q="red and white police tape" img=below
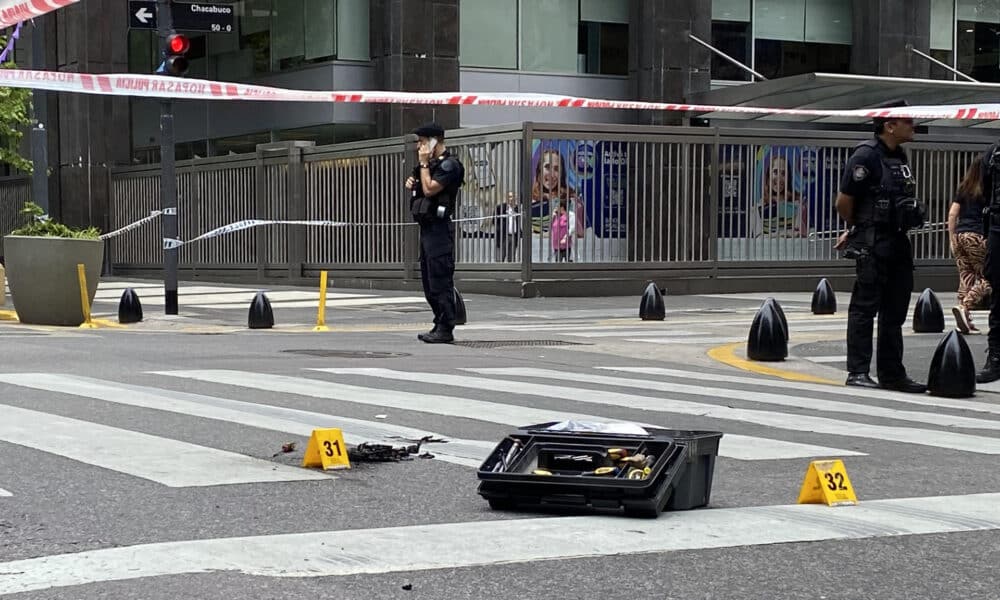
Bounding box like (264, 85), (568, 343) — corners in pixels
(0, 0), (78, 27)
(1, 67), (999, 120)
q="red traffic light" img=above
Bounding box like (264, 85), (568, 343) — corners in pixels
(167, 34), (190, 55)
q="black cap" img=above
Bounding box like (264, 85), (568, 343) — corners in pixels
(413, 122), (445, 138)
(872, 99), (909, 132)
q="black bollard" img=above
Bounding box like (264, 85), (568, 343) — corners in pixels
(248, 291), (274, 330)
(811, 278), (837, 315)
(927, 330), (976, 398)
(747, 302), (788, 361)
(913, 288), (945, 333)
(639, 282), (666, 321)
(762, 297), (788, 341)
(118, 288), (143, 324)
(454, 288), (467, 326)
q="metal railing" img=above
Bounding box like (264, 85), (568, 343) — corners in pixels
(0, 176), (31, 258)
(9, 122), (987, 283)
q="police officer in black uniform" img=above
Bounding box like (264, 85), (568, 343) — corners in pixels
(405, 123), (465, 344)
(835, 101), (927, 392)
(975, 142), (1000, 382)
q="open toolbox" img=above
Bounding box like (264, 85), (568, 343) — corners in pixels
(477, 422), (722, 518)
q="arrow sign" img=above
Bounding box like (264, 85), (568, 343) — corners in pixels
(134, 6), (153, 24)
(128, 1), (234, 33)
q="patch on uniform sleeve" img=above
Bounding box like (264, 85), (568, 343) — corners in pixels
(852, 165), (869, 182)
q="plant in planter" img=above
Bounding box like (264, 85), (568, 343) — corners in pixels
(4, 202), (104, 326)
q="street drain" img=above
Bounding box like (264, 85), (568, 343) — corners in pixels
(281, 349), (412, 358)
(453, 340), (587, 349)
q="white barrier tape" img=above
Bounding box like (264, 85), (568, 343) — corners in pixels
(0, 68), (998, 120)
(0, 0), (78, 27)
(99, 211), (162, 240)
(160, 214), (519, 248)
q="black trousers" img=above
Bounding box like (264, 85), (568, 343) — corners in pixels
(419, 220), (456, 332)
(986, 229), (1000, 352)
(846, 234), (913, 381)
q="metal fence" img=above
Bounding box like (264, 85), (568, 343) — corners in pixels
(10, 122), (989, 283)
(0, 176), (31, 258)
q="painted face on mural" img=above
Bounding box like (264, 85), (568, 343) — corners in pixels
(542, 151), (562, 192)
(769, 156), (788, 197)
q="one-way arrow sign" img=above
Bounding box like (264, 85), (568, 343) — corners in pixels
(129, 1), (235, 33)
(134, 6), (153, 24)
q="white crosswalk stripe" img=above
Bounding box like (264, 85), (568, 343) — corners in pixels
(467, 368), (1000, 431)
(0, 403), (328, 487)
(313, 368), (1000, 454)
(1, 490), (998, 596)
(601, 367), (1000, 416)
(0, 373), (490, 469)
(152, 369), (862, 461)
(0, 488), (11, 498)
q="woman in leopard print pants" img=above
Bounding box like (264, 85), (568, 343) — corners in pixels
(949, 159), (991, 334)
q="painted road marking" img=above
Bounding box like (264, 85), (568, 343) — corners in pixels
(156, 370), (861, 461)
(601, 367), (1000, 416)
(0, 492), (996, 595)
(806, 355), (849, 363)
(0, 488), (11, 497)
(708, 342), (842, 384)
(469, 368), (1000, 432)
(0, 374), (489, 469)
(0, 405), (327, 487)
(319, 368), (1000, 455)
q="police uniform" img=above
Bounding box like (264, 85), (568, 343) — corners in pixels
(976, 142), (1000, 381)
(840, 136), (924, 390)
(410, 123), (465, 344)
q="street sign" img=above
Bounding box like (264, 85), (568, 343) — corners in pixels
(129, 1), (235, 33)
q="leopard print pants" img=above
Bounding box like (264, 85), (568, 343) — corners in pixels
(954, 231), (991, 310)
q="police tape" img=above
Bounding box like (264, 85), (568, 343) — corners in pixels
(0, 0), (77, 28)
(0, 67), (998, 120)
(159, 213), (521, 249)
(99, 211), (163, 241)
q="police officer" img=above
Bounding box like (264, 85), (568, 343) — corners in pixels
(834, 100), (927, 392)
(405, 123), (465, 344)
(975, 142), (1000, 382)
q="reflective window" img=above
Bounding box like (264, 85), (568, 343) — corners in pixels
(460, 0), (518, 68)
(521, 0), (579, 72)
(711, 0), (752, 82)
(750, 0), (852, 78)
(956, 0), (1000, 81)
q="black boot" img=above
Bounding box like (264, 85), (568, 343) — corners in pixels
(976, 350), (1000, 383)
(845, 372), (879, 388)
(417, 324), (439, 342)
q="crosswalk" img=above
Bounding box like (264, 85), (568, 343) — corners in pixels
(1, 364), (998, 485)
(0, 363), (999, 594)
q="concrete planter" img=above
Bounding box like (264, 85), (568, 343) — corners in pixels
(3, 236), (104, 326)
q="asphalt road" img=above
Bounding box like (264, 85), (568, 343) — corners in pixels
(0, 280), (997, 599)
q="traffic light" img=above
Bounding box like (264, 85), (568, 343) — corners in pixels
(158, 32), (190, 76)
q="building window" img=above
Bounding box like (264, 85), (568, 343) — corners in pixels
(751, 0), (852, 79)
(956, 0), (1000, 82)
(711, 20), (752, 81)
(460, 0), (628, 75)
(578, 22), (628, 75)
(521, 0), (579, 72)
(460, 0), (518, 69)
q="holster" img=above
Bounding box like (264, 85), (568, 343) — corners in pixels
(841, 226), (875, 260)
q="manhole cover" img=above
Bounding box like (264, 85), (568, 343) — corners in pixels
(282, 349), (412, 358)
(453, 340), (587, 349)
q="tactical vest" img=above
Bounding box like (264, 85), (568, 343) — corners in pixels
(410, 153), (466, 223)
(852, 139), (919, 232)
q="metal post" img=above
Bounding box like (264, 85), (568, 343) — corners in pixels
(30, 20), (49, 214)
(158, 0), (179, 314)
(688, 34), (768, 81)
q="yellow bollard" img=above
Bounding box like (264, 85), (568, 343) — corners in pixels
(77, 263), (97, 329)
(313, 270), (330, 332)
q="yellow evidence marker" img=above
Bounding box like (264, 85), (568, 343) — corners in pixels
(301, 428), (351, 470)
(797, 459), (857, 506)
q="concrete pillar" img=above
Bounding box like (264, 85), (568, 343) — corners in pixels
(370, 0), (460, 137)
(628, 0), (712, 126)
(851, 0), (931, 78)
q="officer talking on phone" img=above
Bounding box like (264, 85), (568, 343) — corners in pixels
(405, 123), (465, 344)
(834, 100), (927, 393)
